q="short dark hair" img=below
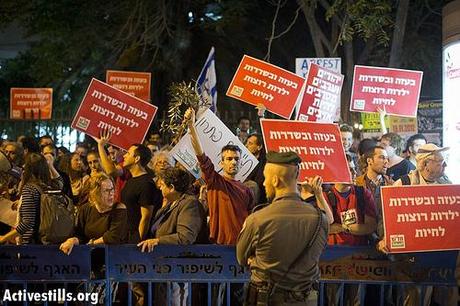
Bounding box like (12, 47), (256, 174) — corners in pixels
(358, 138), (378, 156)
(57, 146), (70, 155)
(405, 133), (427, 153)
(238, 116), (250, 124)
(246, 133), (263, 147)
(158, 167), (191, 193)
(340, 124), (353, 133)
(363, 145), (385, 164)
(20, 136), (40, 154)
(133, 144), (152, 168)
(221, 144), (242, 156)
(76, 142), (88, 150)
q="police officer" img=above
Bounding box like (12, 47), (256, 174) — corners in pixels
(236, 151), (329, 306)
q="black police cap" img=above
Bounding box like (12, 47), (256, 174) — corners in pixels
(266, 151), (302, 165)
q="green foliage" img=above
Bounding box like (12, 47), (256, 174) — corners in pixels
(326, 0), (392, 46)
(160, 82), (210, 144)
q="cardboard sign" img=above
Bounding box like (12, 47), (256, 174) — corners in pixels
(226, 55), (304, 119)
(71, 78), (157, 150)
(296, 63), (343, 123)
(381, 184), (460, 253)
(295, 57), (341, 78)
(170, 109), (259, 182)
(260, 119), (351, 183)
(350, 65), (423, 117)
(10, 88), (53, 119)
(106, 70), (151, 102)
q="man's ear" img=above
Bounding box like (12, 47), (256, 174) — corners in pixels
(272, 175), (279, 187)
(134, 155), (141, 164)
(367, 157), (372, 166)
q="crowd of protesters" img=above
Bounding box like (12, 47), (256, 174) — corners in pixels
(0, 106), (455, 306)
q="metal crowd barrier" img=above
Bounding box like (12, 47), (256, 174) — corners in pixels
(0, 245), (457, 305)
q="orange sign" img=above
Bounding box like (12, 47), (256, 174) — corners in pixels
(106, 70), (151, 102)
(226, 55), (305, 119)
(10, 88), (53, 120)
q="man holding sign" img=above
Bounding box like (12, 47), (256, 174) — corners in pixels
(377, 144), (455, 306)
(184, 108), (254, 245)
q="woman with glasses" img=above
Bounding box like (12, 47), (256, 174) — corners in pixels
(59, 173), (127, 254)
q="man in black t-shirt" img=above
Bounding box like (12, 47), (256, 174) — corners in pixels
(120, 144), (162, 243)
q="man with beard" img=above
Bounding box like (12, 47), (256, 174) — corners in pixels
(355, 146), (393, 199)
(237, 151), (328, 306)
(184, 108), (254, 245)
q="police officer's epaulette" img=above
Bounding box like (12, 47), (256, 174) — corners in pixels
(251, 203), (270, 214)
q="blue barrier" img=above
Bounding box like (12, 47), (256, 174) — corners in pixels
(0, 245), (457, 305)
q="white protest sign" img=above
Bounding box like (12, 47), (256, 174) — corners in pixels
(170, 109), (259, 182)
(295, 58), (341, 78)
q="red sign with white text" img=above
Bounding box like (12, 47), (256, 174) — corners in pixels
(381, 185), (460, 253)
(10, 88), (53, 120)
(106, 70), (151, 102)
(71, 78), (157, 150)
(226, 55), (305, 119)
(260, 119), (351, 183)
(350, 65), (423, 117)
(297, 63), (343, 122)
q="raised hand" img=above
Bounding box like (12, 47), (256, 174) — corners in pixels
(95, 128), (112, 147)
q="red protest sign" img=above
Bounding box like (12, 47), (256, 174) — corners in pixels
(296, 63), (343, 122)
(226, 55), (305, 119)
(71, 78), (157, 150)
(10, 88), (53, 120)
(381, 184), (460, 253)
(350, 65), (423, 117)
(260, 119), (351, 183)
(106, 70), (151, 102)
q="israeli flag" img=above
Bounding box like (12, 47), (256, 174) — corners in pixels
(196, 47), (217, 113)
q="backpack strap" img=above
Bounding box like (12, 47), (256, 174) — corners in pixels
(354, 186), (365, 214)
(326, 190), (337, 211)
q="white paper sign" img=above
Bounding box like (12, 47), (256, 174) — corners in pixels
(170, 109), (259, 182)
(295, 58), (342, 78)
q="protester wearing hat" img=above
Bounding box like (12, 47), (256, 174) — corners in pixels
(393, 143), (451, 186)
(236, 151), (328, 306)
(379, 143), (455, 306)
